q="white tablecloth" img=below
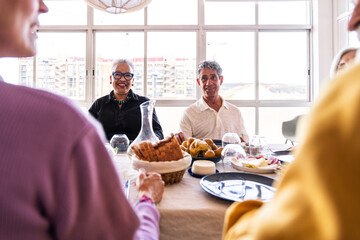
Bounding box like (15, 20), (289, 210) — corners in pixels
(112, 144), (291, 240)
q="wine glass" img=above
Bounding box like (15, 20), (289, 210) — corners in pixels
(222, 133), (241, 148)
(221, 144), (247, 170)
(249, 135), (268, 158)
(110, 134), (130, 154)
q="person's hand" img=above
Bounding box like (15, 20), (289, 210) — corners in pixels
(136, 168), (165, 204)
(174, 132), (186, 145)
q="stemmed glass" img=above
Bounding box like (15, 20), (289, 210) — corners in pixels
(222, 133), (241, 148)
(110, 134), (138, 199)
(221, 144), (247, 171)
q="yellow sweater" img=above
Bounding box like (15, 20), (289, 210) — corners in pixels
(223, 63), (360, 240)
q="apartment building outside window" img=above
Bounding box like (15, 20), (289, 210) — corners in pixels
(0, 0), (315, 143)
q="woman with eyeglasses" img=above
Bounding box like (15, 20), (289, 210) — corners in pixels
(89, 59), (164, 141)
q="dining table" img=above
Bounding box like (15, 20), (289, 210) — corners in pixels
(111, 144), (293, 240)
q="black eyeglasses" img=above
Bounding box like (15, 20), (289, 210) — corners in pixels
(112, 71), (134, 81)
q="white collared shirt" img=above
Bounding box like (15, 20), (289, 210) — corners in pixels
(179, 97), (249, 142)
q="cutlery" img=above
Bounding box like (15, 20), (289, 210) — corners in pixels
(124, 180), (130, 199)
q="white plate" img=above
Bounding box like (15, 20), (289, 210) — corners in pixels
(276, 155), (295, 163)
(230, 159), (280, 173)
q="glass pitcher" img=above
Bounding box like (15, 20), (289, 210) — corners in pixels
(127, 99), (159, 158)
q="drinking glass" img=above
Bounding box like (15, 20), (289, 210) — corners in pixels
(222, 133), (241, 148)
(221, 144), (247, 169)
(249, 135), (268, 158)
(110, 134), (130, 154)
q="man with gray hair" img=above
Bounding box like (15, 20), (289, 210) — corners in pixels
(179, 60), (248, 142)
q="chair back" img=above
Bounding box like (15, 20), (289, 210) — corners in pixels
(282, 115), (304, 145)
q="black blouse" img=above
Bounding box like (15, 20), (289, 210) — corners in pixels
(89, 89), (164, 141)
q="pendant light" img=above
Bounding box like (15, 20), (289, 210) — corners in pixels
(85, 0), (152, 14)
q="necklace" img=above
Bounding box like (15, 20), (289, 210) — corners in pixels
(113, 95), (130, 105)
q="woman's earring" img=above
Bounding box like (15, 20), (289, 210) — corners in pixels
(132, 83), (134, 86)
(110, 81), (112, 84)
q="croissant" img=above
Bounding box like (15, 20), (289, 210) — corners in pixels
(189, 139), (210, 157)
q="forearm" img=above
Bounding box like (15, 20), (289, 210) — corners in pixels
(133, 203), (161, 240)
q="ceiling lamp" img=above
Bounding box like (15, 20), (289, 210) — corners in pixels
(85, 0), (152, 14)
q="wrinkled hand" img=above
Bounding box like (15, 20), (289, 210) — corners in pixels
(136, 168), (165, 204)
(174, 132), (186, 145)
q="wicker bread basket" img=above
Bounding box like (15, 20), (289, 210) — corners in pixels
(160, 169), (187, 184)
(132, 151), (191, 185)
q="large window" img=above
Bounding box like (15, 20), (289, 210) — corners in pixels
(147, 32), (196, 99)
(36, 32), (86, 100)
(207, 32), (255, 100)
(258, 31), (308, 100)
(1, 0), (314, 143)
(95, 32), (145, 99)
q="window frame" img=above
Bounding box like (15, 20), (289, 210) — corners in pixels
(35, 0), (313, 136)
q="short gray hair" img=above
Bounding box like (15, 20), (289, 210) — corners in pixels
(197, 60), (223, 77)
(111, 58), (134, 73)
(329, 47), (357, 78)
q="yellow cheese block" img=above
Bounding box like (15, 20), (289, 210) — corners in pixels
(241, 157), (268, 168)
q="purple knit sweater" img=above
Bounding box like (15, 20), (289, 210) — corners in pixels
(0, 77), (160, 240)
